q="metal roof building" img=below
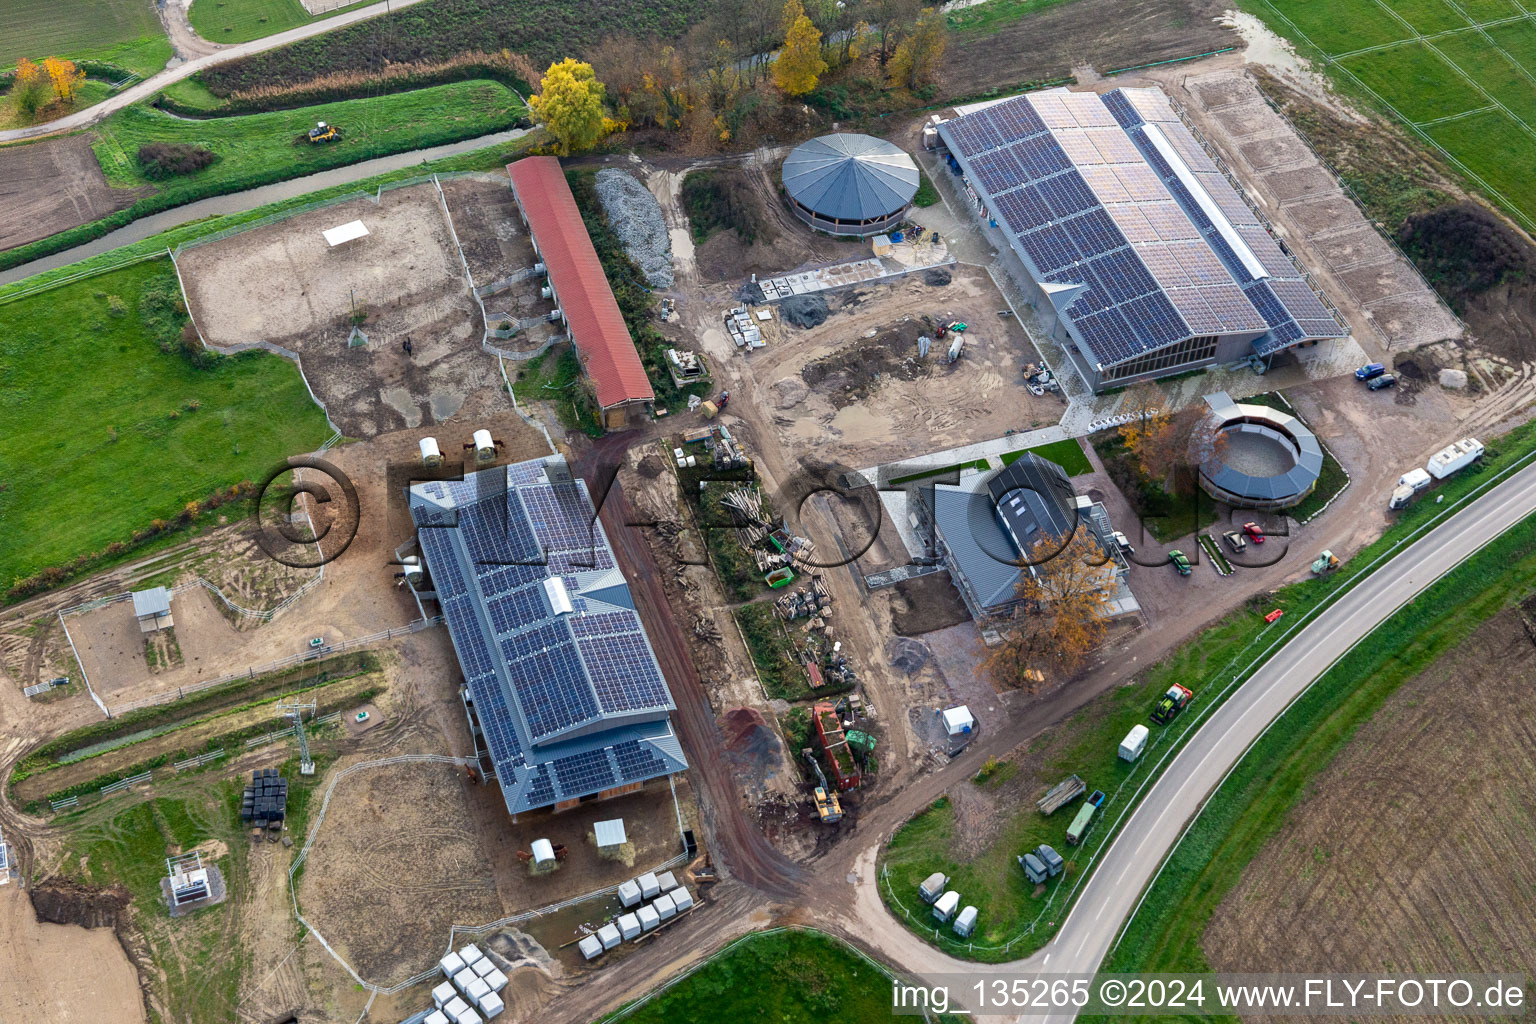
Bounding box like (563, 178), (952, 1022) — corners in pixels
(409, 456), (686, 815)
(782, 134), (920, 237)
(938, 87), (1347, 392)
(131, 586), (173, 633)
(1198, 391), (1323, 510)
(913, 453), (1138, 619)
(507, 157), (654, 427)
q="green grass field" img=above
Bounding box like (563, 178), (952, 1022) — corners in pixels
(999, 437), (1092, 476)
(1243, 0), (1536, 227)
(3, 0), (172, 76)
(187, 0), (374, 45)
(606, 929), (930, 1024)
(0, 260), (330, 587)
(91, 79), (522, 194)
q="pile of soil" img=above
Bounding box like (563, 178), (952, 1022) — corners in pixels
(923, 268), (952, 287)
(891, 572), (970, 636)
(1397, 202), (1529, 314)
(30, 878), (132, 931)
(801, 320), (931, 407)
(779, 294), (831, 329)
(724, 707), (780, 758)
(637, 453), (667, 479)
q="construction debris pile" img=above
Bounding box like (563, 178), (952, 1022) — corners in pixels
(774, 576), (831, 622)
(724, 307), (765, 349)
(677, 425), (751, 471)
(593, 168), (673, 287)
(719, 487), (814, 575)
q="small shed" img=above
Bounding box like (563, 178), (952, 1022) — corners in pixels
(478, 991), (506, 1018)
(593, 819), (627, 851)
(953, 905), (978, 938)
(637, 905), (661, 931)
(453, 969), (478, 994)
(578, 935), (604, 960)
(617, 879), (642, 908)
(941, 705), (975, 737)
(617, 912), (642, 940)
(464, 977), (491, 1003)
(455, 1007), (483, 1024)
(597, 923), (622, 950)
(1119, 724), (1149, 762)
(444, 997), (470, 1019)
(530, 838), (556, 868)
(653, 893), (678, 920)
(132, 586), (174, 633)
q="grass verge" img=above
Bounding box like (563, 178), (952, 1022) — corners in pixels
(999, 437), (1092, 476)
(188, 0), (374, 45)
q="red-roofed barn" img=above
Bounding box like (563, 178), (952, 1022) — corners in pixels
(506, 156), (654, 428)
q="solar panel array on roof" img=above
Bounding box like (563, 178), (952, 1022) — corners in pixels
(939, 86), (1345, 372)
(410, 459), (687, 814)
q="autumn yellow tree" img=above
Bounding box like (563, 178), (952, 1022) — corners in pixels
(986, 530), (1115, 691)
(528, 58), (610, 155)
(1117, 381), (1225, 491)
(43, 56), (85, 103)
(773, 0), (828, 98)
(10, 59), (52, 119)
(888, 7), (947, 90)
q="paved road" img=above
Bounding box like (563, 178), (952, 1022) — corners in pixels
(0, 0), (429, 143)
(1011, 458), (1536, 1012)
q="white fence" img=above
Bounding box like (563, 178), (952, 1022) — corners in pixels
(49, 796), (79, 813)
(99, 770), (153, 796)
(246, 726), (297, 749)
(172, 748), (226, 772)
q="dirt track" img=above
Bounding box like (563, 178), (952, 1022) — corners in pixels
(0, 135), (140, 253)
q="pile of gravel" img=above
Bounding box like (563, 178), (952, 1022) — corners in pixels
(594, 168), (673, 289)
(779, 294), (831, 329)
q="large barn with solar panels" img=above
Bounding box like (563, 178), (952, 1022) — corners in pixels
(937, 86), (1347, 392)
(409, 457), (686, 815)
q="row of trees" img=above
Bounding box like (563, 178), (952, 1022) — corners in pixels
(9, 56), (85, 119)
(526, 0), (950, 153)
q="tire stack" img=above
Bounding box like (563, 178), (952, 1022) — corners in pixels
(240, 768), (288, 828)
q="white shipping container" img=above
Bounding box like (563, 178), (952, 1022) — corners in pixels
(455, 1008), (483, 1024)
(453, 968), (478, 994)
(478, 992), (506, 1019)
(637, 905), (661, 931)
(482, 968), (508, 992)
(638, 872), (661, 899)
(426, 1012), (451, 1024)
(618, 880), (643, 908)
(458, 943), (484, 967)
(656, 870), (678, 893)
(671, 885), (694, 912)
(444, 997), (470, 1019)
(578, 935), (604, 960)
(465, 977), (490, 1003)
(932, 890), (960, 921)
(654, 894), (678, 920)
(1119, 724), (1149, 762)
(433, 981), (457, 1008)
(472, 956), (496, 979)
(597, 923), (622, 950)
(617, 913), (642, 940)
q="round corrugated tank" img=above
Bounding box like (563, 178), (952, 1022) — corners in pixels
(781, 133), (919, 237)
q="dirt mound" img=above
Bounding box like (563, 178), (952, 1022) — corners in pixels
(637, 452), (667, 479)
(886, 636), (932, 674)
(801, 320), (930, 407)
(30, 878), (133, 931)
(891, 572), (970, 636)
(724, 707), (779, 755)
(1398, 202), (1528, 313)
(779, 294), (831, 329)
(772, 377), (809, 409)
(923, 268), (952, 287)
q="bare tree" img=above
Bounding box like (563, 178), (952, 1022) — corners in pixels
(863, 0), (922, 66)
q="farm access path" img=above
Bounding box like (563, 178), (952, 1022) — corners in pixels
(0, 0), (434, 144)
(0, 127), (530, 289)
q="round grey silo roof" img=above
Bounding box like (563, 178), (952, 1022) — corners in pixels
(781, 133), (920, 222)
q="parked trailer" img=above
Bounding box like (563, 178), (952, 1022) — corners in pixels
(953, 905), (979, 938)
(1427, 437), (1484, 480)
(919, 871), (949, 904)
(932, 890), (960, 922)
(1066, 790), (1106, 845)
(1019, 852), (1048, 884)
(1037, 773), (1086, 815)
(1118, 724), (1149, 762)
(1390, 468), (1433, 510)
(1034, 844), (1064, 877)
